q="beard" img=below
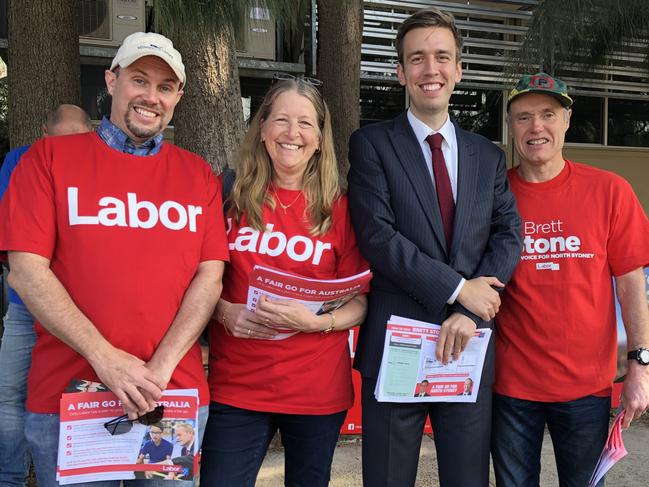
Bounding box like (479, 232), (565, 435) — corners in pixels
(124, 100), (165, 141)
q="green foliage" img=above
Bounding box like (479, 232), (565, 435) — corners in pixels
(0, 78), (9, 158)
(281, 0), (310, 64)
(154, 0), (300, 37)
(509, 0), (649, 77)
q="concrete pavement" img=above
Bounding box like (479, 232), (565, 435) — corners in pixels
(256, 422), (649, 486)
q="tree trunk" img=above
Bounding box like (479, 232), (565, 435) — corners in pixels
(173, 25), (244, 175)
(317, 0), (362, 181)
(8, 0), (80, 147)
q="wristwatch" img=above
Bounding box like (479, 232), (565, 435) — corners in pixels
(627, 347), (649, 366)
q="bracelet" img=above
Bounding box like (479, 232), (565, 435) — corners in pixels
(321, 312), (336, 334)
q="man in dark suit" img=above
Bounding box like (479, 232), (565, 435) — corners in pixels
(458, 377), (474, 396)
(414, 380), (430, 397)
(347, 7), (522, 487)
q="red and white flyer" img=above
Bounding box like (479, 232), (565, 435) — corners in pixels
(57, 389), (199, 485)
(246, 265), (372, 339)
(588, 410), (628, 487)
(375, 315), (491, 403)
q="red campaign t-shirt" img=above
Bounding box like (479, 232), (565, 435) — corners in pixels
(494, 161), (649, 402)
(208, 187), (369, 414)
(0, 133), (229, 413)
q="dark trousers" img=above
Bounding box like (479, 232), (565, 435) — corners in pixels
(200, 402), (346, 487)
(492, 393), (610, 487)
(361, 376), (492, 487)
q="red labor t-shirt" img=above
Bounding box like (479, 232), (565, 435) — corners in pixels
(208, 187), (368, 414)
(494, 161), (649, 402)
(0, 132), (229, 413)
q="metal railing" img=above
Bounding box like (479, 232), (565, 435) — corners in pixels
(361, 0), (649, 100)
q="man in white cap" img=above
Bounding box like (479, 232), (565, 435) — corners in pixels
(0, 32), (229, 486)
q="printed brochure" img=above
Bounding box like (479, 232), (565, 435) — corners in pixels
(246, 265), (372, 339)
(375, 315), (491, 403)
(588, 410), (628, 487)
(57, 388), (199, 485)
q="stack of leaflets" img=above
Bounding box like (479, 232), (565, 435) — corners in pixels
(375, 315), (491, 403)
(588, 410), (628, 487)
(57, 382), (199, 485)
(246, 265), (372, 339)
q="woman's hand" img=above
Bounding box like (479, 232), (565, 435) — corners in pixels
(254, 295), (329, 333)
(218, 301), (279, 340)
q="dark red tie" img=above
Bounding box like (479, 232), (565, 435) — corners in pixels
(426, 133), (455, 248)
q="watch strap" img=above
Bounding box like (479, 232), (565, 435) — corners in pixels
(627, 347), (649, 365)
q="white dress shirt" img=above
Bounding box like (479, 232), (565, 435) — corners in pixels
(407, 110), (458, 201)
(406, 109), (465, 304)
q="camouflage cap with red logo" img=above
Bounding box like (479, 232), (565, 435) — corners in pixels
(507, 72), (573, 109)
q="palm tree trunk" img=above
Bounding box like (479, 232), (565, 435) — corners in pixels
(8, 0), (80, 147)
(317, 0), (363, 181)
(173, 25), (244, 174)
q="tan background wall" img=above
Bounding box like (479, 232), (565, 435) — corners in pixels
(504, 144), (649, 215)
(562, 147), (648, 215)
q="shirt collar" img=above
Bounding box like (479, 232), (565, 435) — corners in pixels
(407, 109), (455, 146)
(97, 117), (165, 156)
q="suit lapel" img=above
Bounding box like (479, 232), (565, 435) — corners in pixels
(388, 112), (448, 253)
(451, 124), (478, 257)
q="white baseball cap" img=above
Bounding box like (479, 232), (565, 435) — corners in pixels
(110, 32), (186, 87)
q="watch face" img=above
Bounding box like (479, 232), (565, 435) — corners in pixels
(639, 349), (649, 365)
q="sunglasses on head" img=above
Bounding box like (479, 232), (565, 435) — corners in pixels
(273, 72), (323, 87)
(103, 405), (165, 436)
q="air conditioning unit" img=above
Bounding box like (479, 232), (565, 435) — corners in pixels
(79, 0), (145, 47)
(237, 7), (276, 61)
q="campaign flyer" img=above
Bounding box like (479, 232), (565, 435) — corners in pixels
(57, 389), (199, 484)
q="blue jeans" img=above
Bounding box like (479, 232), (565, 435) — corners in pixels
(24, 405), (208, 487)
(200, 402), (346, 487)
(0, 302), (36, 486)
(492, 393), (610, 487)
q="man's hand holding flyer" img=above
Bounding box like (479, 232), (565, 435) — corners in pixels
(375, 315), (491, 403)
(246, 265), (372, 339)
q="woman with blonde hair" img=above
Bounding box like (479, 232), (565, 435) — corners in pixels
(200, 76), (368, 487)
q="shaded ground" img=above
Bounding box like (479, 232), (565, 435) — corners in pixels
(25, 414), (649, 485)
(257, 417), (649, 486)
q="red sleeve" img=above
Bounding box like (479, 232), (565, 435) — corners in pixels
(199, 166), (230, 263)
(334, 196), (370, 287)
(0, 138), (56, 260)
(606, 175), (649, 276)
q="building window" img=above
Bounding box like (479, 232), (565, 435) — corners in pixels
(608, 98), (649, 148)
(240, 76), (274, 123)
(450, 89), (502, 142)
(566, 96), (603, 144)
(360, 81), (405, 126)
(81, 64), (110, 120)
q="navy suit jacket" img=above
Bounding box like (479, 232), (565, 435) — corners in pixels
(347, 111), (523, 379)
